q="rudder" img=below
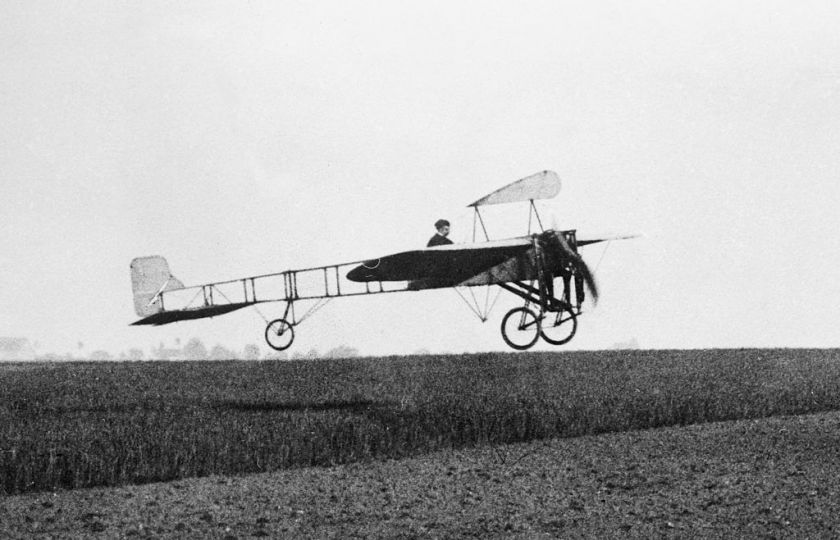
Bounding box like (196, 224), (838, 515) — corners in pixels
(130, 256), (185, 317)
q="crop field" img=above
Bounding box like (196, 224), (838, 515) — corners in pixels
(2, 348), (840, 496)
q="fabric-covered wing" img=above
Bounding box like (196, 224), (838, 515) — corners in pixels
(577, 234), (639, 247)
(346, 240), (532, 286)
(468, 170), (561, 207)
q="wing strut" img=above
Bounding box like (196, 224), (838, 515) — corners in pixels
(527, 200), (545, 234)
(472, 207), (490, 241)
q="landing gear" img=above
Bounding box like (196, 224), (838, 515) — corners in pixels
(539, 304), (577, 345)
(501, 306), (541, 350)
(497, 232), (585, 350)
(265, 318), (294, 351)
(500, 303), (578, 350)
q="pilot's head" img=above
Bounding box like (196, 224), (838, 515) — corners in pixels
(434, 219), (450, 237)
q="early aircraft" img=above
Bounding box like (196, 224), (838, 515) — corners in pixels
(130, 171), (633, 351)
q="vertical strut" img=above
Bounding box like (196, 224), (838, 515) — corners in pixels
(528, 201), (533, 234)
(474, 208), (490, 240)
(531, 200), (544, 232)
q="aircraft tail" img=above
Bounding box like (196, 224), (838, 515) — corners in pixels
(130, 256), (185, 317)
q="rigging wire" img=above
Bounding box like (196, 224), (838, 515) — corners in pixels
(250, 303), (271, 324)
(452, 284), (504, 323)
(486, 285), (504, 317)
(183, 287), (203, 309)
(297, 297), (332, 324)
(453, 287), (485, 321)
(212, 286), (271, 324)
(594, 240), (613, 274)
(467, 286), (483, 319)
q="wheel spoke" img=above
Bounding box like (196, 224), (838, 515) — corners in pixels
(501, 307), (540, 350)
(540, 305), (577, 346)
(265, 318), (295, 351)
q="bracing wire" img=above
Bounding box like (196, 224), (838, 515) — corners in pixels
(183, 287), (204, 309)
(298, 297), (332, 325)
(467, 286), (483, 318)
(594, 240), (613, 274)
(250, 304), (271, 324)
(212, 286), (271, 324)
(453, 287), (485, 321)
(209, 286), (233, 308)
(453, 284), (504, 322)
(486, 285), (504, 316)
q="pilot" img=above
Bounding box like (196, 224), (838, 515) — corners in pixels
(427, 219), (453, 247)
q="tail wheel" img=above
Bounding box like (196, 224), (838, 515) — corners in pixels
(265, 318), (295, 351)
(501, 306), (541, 350)
(540, 304), (577, 345)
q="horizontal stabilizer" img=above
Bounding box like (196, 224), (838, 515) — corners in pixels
(468, 170), (561, 207)
(131, 302), (254, 326)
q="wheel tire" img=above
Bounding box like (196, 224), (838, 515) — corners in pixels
(539, 304), (577, 345)
(501, 306), (541, 350)
(265, 318), (295, 351)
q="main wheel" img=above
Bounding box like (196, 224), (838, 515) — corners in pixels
(539, 304), (577, 345)
(265, 318), (295, 351)
(501, 306), (541, 350)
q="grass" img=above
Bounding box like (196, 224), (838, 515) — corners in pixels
(2, 348), (840, 495)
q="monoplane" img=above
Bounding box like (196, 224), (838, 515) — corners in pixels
(130, 171), (633, 350)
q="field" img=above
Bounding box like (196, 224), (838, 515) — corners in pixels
(3, 348), (840, 497)
(5, 410), (840, 537)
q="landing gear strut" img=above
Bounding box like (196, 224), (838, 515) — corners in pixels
(539, 304), (577, 345)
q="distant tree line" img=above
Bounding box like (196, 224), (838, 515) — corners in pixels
(26, 338), (360, 361)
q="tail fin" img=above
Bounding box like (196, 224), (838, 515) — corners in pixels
(130, 256), (185, 317)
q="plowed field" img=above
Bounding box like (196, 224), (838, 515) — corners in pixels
(3, 349), (840, 537)
(3, 410), (839, 538)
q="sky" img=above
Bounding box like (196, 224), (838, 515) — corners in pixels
(2, 1), (840, 357)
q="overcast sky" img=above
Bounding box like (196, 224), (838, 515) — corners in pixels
(2, 1), (839, 357)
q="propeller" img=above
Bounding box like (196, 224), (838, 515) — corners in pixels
(538, 230), (599, 304)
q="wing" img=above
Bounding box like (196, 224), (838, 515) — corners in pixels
(577, 234), (639, 247)
(468, 170), (561, 207)
(346, 238), (532, 285)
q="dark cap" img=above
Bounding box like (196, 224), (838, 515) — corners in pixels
(434, 219), (450, 229)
